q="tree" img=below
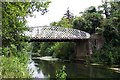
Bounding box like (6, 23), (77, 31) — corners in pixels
(2, 1), (50, 56)
(73, 6), (103, 34)
(63, 8), (74, 23)
(91, 2), (120, 64)
(101, 2), (120, 46)
(73, 17), (86, 30)
(50, 18), (73, 28)
(50, 8), (74, 28)
(98, 1), (110, 18)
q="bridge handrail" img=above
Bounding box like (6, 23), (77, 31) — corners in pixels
(27, 26), (90, 40)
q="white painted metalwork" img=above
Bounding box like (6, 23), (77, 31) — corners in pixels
(28, 26), (90, 40)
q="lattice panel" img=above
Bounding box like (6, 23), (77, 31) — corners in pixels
(29, 26), (90, 40)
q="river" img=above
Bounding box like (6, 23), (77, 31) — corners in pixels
(28, 56), (120, 79)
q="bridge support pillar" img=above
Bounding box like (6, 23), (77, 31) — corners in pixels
(75, 39), (92, 61)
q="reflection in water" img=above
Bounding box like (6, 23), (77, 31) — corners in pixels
(30, 59), (120, 78)
(28, 60), (47, 78)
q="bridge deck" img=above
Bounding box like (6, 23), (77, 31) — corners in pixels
(27, 26), (90, 42)
(29, 38), (88, 42)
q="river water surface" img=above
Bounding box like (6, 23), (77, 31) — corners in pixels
(28, 57), (120, 79)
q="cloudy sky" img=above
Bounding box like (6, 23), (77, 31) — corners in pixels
(26, 0), (103, 27)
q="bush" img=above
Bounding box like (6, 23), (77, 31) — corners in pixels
(0, 43), (31, 78)
(51, 42), (75, 60)
(0, 56), (30, 78)
(56, 65), (67, 80)
(38, 42), (54, 56)
(92, 44), (120, 65)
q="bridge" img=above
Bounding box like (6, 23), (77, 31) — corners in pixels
(28, 26), (90, 42)
(27, 26), (91, 60)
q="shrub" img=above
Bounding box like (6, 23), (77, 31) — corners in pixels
(38, 42), (54, 56)
(52, 42), (75, 60)
(92, 44), (120, 65)
(56, 65), (67, 80)
(0, 56), (30, 78)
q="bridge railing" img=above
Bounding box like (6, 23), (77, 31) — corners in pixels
(26, 26), (90, 40)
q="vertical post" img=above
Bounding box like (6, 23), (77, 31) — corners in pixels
(37, 27), (39, 34)
(35, 27), (39, 38)
(30, 27), (32, 38)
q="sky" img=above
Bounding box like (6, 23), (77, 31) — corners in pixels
(26, 0), (103, 27)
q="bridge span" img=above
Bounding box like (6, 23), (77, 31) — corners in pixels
(27, 26), (90, 42)
(26, 26), (91, 60)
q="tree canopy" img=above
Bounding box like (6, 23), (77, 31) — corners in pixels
(2, 1), (51, 56)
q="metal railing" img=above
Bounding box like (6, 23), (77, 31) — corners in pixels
(28, 26), (90, 40)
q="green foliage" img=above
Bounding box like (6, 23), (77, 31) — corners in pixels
(31, 2), (120, 65)
(39, 42), (54, 56)
(51, 42), (75, 60)
(92, 44), (120, 65)
(0, 44), (30, 78)
(1, 1), (50, 78)
(32, 9), (75, 59)
(73, 2), (120, 65)
(2, 1), (50, 54)
(2, 0), (50, 67)
(50, 9), (74, 28)
(32, 42), (75, 60)
(56, 65), (67, 80)
(0, 56), (30, 78)
(32, 42), (41, 53)
(32, 42), (55, 56)
(2, 43), (31, 57)
(102, 2), (120, 46)
(73, 17), (86, 30)
(102, 18), (119, 46)
(2, 44), (17, 57)
(50, 18), (73, 28)
(47, 10), (75, 60)
(74, 6), (103, 34)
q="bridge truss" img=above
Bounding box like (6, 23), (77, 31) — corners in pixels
(27, 26), (90, 42)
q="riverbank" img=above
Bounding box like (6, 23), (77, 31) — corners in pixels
(91, 63), (120, 74)
(32, 56), (59, 61)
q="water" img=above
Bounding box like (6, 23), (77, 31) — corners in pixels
(29, 58), (120, 79)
